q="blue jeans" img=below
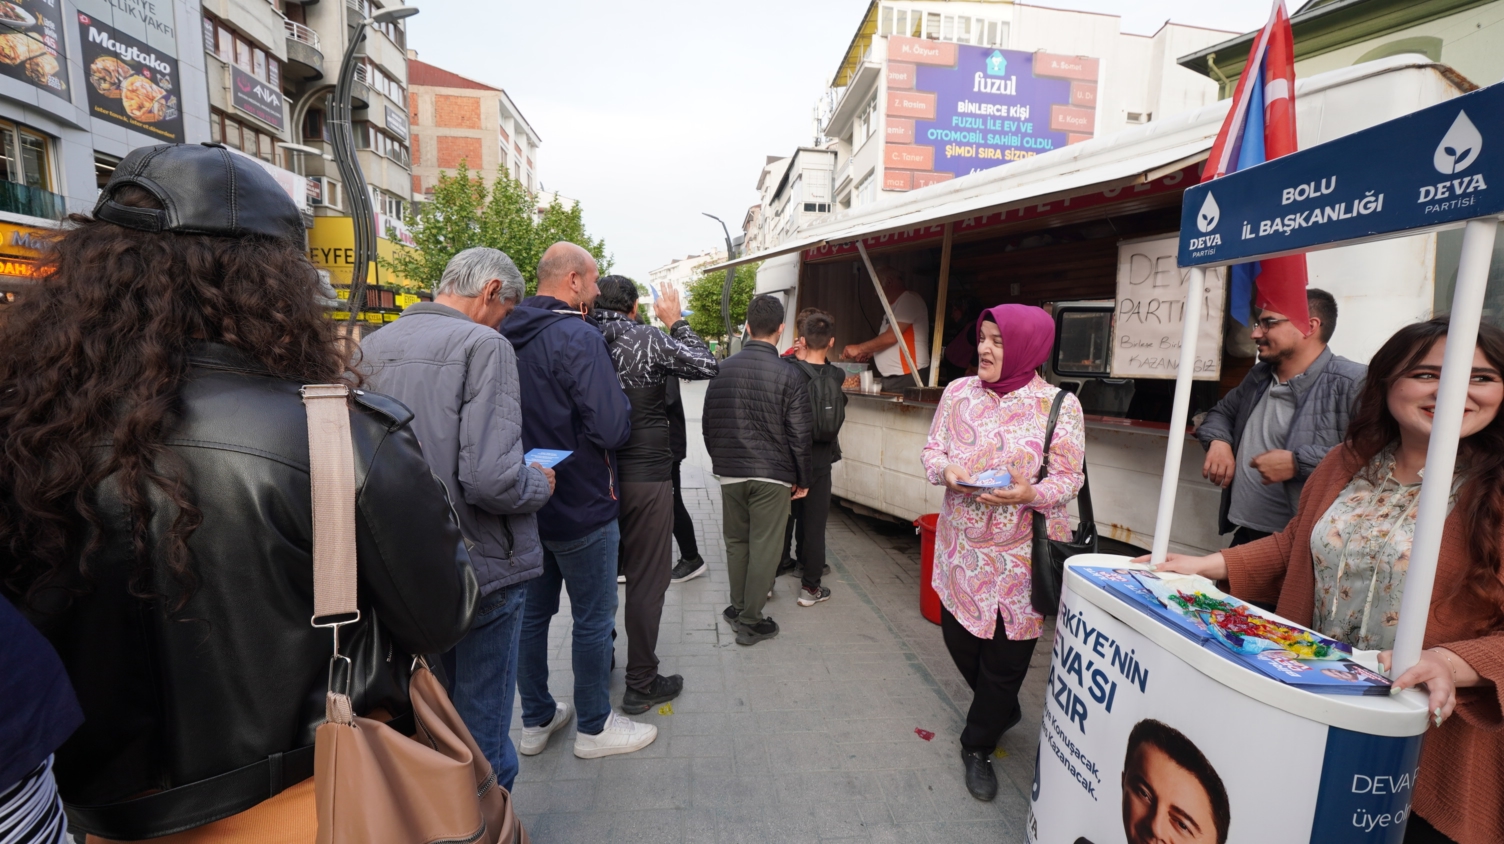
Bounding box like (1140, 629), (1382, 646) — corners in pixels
(441, 582), (527, 791)
(517, 521), (619, 735)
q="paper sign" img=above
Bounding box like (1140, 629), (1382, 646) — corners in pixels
(523, 449), (571, 469)
(1111, 234), (1225, 381)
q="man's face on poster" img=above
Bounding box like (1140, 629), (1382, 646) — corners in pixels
(1121, 744), (1219, 844)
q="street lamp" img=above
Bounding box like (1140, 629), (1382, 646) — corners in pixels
(330, 4), (419, 332)
(702, 212), (737, 347)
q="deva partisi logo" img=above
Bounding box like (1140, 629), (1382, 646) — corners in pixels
(1434, 111), (1482, 175)
(1196, 192), (1220, 233)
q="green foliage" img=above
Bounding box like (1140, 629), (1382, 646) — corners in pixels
(684, 263), (758, 340)
(381, 162), (612, 296)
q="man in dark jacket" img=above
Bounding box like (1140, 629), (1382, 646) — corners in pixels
(360, 246), (554, 789)
(1195, 289), (1366, 544)
(702, 294), (813, 646)
(593, 275), (718, 714)
(500, 242), (658, 758)
(785, 310), (845, 607)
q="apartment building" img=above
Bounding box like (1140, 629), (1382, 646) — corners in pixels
(648, 248), (726, 303)
(815, 0), (1233, 212)
(407, 54), (541, 198)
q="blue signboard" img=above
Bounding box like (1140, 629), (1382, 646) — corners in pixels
(1179, 82), (1504, 268)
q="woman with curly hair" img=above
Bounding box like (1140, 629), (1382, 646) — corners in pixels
(0, 144), (477, 843)
(1156, 316), (1504, 844)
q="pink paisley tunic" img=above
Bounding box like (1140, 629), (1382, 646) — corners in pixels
(921, 374), (1086, 640)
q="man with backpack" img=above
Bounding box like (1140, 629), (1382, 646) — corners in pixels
(786, 310), (845, 606)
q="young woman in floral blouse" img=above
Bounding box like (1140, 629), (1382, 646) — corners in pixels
(922, 304), (1085, 802)
(1157, 318), (1504, 844)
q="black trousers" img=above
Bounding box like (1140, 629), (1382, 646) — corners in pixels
(1230, 526), (1272, 547)
(670, 461), (700, 561)
(798, 467), (832, 590)
(941, 606), (1039, 751)
(619, 480), (674, 693)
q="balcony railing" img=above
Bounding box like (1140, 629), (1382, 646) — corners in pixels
(0, 181), (64, 220)
(285, 20), (321, 51)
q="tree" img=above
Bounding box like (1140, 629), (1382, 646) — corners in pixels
(382, 162), (611, 295)
(684, 262), (757, 340)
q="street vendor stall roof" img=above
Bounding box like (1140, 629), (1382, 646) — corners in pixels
(706, 55), (1457, 274)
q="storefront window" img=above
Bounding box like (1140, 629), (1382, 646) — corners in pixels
(0, 122), (51, 192)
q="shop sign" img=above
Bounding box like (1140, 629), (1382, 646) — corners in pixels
(78, 12), (183, 142)
(1111, 235), (1225, 380)
(231, 64), (284, 130)
(883, 37), (1098, 191)
(805, 165), (1194, 262)
(1029, 566), (1424, 844)
(1179, 82), (1504, 268)
(0, 0), (69, 100)
(384, 104), (408, 140)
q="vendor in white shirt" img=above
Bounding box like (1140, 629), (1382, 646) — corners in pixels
(841, 266), (931, 393)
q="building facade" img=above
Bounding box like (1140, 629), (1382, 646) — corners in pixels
(815, 0), (1233, 213)
(647, 248), (726, 304)
(407, 54), (540, 199)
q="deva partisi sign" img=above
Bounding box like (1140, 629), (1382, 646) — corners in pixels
(1178, 81), (1504, 268)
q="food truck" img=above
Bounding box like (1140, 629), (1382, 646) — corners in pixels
(716, 55), (1480, 556)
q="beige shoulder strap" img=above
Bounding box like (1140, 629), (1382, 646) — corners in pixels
(302, 384), (359, 624)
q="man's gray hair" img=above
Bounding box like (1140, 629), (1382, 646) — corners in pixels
(436, 247), (526, 302)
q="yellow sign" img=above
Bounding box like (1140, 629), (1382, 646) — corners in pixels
(307, 216), (421, 292)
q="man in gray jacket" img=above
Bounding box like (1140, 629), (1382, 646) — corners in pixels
(1195, 288), (1365, 545)
(360, 247), (554, 791)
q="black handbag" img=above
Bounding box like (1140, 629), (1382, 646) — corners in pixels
(1030, 391), (1097, 615)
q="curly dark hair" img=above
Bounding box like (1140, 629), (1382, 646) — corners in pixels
(1345, 316), (1504, 633)
(0, 186), (357, 611)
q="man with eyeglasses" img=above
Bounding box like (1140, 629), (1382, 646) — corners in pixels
(1195, 289), (1366, 546)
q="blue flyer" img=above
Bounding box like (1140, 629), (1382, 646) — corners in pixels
(523, 449), (572, 469)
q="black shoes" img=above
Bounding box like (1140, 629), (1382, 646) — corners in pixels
(775, 556), (798, 577)
(723, 605), (738, 625)
(671, 556), (708, 583)
(621, 674), (684, 715)
(735, 616), (779, 646)
(961, 747), (998, 801)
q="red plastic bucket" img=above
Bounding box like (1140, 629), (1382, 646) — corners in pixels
(914, 513), (942, 625)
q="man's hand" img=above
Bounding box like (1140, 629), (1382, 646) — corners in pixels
(791, 485), (809, 501)
(532, 463), (557, 495)
(1203, 440), (1236, 488)
(841, 344), (870, 362)
(652, 285), (681, 327)
(1251, 449), (1298, 485)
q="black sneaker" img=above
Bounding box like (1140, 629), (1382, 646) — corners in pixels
(961, 747), (998, 801)
(797, 585), (831, 607)
(723, 605), (738, 625)
(735, 617), (779, 646)
(620, 674), (684, 715)
(671, 556), (707, 583)
(792, 562), (832, 580)
(775, 556), (798, 577)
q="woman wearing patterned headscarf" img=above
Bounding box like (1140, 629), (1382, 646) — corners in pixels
(921, 304), (1086, 802)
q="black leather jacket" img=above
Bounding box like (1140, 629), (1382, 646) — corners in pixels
(9, 343), (477, 833)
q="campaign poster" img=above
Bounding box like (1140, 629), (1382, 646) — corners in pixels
(883, 37), (1098, 191)
(1028, 568), (1424, 844)
(0, 0), (69, 99)
(231, 64), (284, 131)
(78, 13), (182, 142)
(1111, 235), (1225, 381)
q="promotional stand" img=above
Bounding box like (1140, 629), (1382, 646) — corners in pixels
(1032, 81), (1504, 843)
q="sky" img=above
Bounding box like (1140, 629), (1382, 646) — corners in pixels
(407, 1), (1284, 280)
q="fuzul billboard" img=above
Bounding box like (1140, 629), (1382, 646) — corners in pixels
(883, 36), (1098, 192)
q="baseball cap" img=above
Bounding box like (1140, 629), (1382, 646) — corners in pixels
(93, 143), (305, 244)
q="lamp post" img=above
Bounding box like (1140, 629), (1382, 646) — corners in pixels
(330, 4), (419, 333)
(702, 212), (737, 348)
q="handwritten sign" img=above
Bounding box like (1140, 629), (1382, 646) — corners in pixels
(1110, 235), (1224, 380)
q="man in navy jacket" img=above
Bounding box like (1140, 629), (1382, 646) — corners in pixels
(501, 242), (659, 759)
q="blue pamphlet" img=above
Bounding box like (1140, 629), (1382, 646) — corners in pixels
(958, 469), (1012, 489)
(523, 449), (572, 469)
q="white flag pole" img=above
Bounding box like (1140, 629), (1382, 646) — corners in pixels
(1149, 267), (1207, 566)
(1390, 217), (1499, 677)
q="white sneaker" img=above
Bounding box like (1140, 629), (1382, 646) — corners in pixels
(518, 700), (574, 756)
(573, 711), (659, 759)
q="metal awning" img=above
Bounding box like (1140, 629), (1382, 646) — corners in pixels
(708, 55), (1454, 274)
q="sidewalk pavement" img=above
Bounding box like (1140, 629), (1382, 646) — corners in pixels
(507, 383), (1053, 843)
